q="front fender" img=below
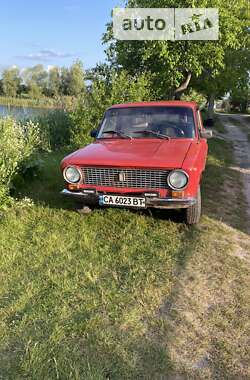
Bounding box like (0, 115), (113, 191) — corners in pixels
(182, 140), (208, 197)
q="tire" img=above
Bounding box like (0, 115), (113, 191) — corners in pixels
(184, 185), (201, 225)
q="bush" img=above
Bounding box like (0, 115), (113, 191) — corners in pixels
(34, 109), (72, 151)
(0, 117), (40, 207)
(70, 71), (152, 147)
(181, 89), (207, 107)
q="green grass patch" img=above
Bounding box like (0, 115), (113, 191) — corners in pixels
(0, 96), (67, 109)
(0, 135), (249, 379)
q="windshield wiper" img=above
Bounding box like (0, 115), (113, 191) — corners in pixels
(133, 130), (171, 140)
(101, 130), (132, 140)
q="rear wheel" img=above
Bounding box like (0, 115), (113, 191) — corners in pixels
(184, 185), (201, 225)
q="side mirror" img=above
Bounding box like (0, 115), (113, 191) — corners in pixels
(90, 129), (98, 138)
(203, 118), (214, 127)
(200, 129), (213, 139)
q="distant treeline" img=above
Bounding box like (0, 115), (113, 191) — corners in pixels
(0, 60), (85, 99)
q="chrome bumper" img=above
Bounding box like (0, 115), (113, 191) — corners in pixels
(61, 189), (196, 209)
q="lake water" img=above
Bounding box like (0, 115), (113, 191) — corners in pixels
(0, 104), (50, 120)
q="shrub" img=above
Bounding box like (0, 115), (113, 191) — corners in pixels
(70, 71), (152, 147)
(0, 117), (40, 207)
(181, 89), (207, 107)
(34, 109), (72, 150)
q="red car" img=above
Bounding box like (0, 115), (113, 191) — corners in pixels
(61, 101), (212, 224)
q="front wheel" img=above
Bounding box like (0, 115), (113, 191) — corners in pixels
(184, 186), (201, 225)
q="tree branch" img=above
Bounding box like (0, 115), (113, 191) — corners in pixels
(174, 72), (192, 100)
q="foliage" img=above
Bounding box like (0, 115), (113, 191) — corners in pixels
(0, 61), (85, 101)
(195, 44), (250, 118)
(34, 110), (73, 150)
(2, 67), (21, 97)
(47, 67), (61, 97)
(103, 0), (248, 100)
(0, 78), (3, 95)
(85, 63), (115, 84)
(229, 66), (249, 113)
(181, 89), (207, 107)
(70, 70), (152, 147)
(0, 117), (41, 206)
(60, 67), (71, 96)
(23, 64), (48, 98)
(68, 60), (85, 96)
(230, 87), (249, 113)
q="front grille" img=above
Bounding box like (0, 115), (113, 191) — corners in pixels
(81, 167), (169, 189)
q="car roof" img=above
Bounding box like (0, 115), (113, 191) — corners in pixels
(108, 101), (198, 110)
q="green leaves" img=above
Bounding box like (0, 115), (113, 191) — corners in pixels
(69, 70), (152, 148)
(104, 0), (248, 99)
(0, 118), (41, 207)
(2, 67), (21, 98)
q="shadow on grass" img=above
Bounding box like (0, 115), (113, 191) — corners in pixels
(16, 150), (75, 211)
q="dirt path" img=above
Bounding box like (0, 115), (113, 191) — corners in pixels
(217, 113), (250, 233)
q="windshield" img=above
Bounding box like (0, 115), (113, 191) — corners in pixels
(98, 106), (196, 139)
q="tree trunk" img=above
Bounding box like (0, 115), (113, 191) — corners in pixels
(174, 72), (192, 100)
(207, 94), (215, 119)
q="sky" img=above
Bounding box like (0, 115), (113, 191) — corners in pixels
(0, 0), (125, 73)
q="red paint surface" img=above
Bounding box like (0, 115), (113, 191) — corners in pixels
(61, 101), (208, 198)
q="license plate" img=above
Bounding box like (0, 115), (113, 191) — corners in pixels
(99, 195), (146, 208)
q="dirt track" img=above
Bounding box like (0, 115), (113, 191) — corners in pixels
(217, 113), (250, 233)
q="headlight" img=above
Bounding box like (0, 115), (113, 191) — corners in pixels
(63, 166), (81, 184)
(167, 170), (188, 190)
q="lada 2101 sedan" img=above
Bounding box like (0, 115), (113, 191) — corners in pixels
(60, 101), (212, 224)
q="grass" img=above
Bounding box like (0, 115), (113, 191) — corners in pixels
(0, 126), (249, 379)
(0, 96), (61, 109)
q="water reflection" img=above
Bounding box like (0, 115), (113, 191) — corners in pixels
(0, 104), (51, 120)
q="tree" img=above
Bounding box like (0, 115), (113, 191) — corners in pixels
(68, 60), (85, 96)
(2, 67), (21, 97)
(0, 79), (3, 95)
(70, 70), (151, 147)
(48, 66), (61, 97)
(60, 67), (71, 95)
(194, 45), (250, 117)
(28, 82), (43, 99)
(230, 78), (249, 113)
(85, 63), (114, 85)
(23, 65), (48, 97)
(103, 0), (248, 104)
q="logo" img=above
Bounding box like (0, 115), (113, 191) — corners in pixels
(113, 8), (219, 41)
(118, 171), (127, 182)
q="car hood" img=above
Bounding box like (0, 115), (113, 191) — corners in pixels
(62, 139), (193, 169)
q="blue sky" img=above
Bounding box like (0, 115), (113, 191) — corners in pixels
(0, 0), (125, 72)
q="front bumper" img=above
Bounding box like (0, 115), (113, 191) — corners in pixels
(61, 189), (196, 209)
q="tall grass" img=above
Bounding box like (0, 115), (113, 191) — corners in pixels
(0, 96), (58, 109)
(0, 95), (76, 110)
(34, 110), (73, 151)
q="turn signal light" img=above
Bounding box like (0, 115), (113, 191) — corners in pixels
(171, 191), (184, 199)
(68, 184), (80, 191)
